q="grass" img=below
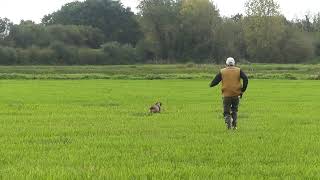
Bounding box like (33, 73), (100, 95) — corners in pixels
(0, 79), (319, 178)
(0, 64), (318, 80)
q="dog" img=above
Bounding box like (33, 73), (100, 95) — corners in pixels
(149, 102), (162, 113)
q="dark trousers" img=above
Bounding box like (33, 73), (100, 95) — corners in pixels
(223, 96), (240, 128)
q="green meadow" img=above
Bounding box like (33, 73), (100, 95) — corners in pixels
(0, 76), (320, 178)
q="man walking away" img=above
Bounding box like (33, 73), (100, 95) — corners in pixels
(209, 57), (248, 130)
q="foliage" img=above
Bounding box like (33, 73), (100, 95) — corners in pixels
(16, 47), (58, 65)
(282, 31), (314, 63)
(102, 41), (139, 64)
(179, 0), (221, 61)
(138, 0), (181, 59)
(0, 17), (13, 41)
(8, 23), (105, 48)
(42, 0), (142, 45)
(217, 16), (247, 62)
(244, 0), (286, 62)
(0, 46), (17, 64)
(78, 48), (105, 65)
(0, 0), (319, 64)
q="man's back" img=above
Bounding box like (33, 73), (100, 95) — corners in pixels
(221, 67), (242, 97)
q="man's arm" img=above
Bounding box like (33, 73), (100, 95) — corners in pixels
(209, 72), (222, 87)
(240, 70), (248, 92)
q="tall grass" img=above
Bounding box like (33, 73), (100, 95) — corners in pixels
(0, 64), (318, 80)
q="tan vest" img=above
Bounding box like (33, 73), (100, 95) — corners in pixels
(221, 67), (242, 97)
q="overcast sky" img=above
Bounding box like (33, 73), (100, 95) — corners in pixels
(0, 0), (319, 24)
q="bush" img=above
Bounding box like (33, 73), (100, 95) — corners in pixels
(50, 41), (78, 65)
(102, 42), (138, 64)
(16, 47), (58, 65)
(185, 62), (196, 68)
(145, 74), (165, 80)
(47, 25), (105, 48)
(315, 40), (320, 57)
(238, 59), (251, 65)
(78, 48), (105, 65)
(283, 32), (314, 63)
(136, 40), (157, 62)
(308, 74), (320, 80)
(0, 46), (17, 64)
(36, 48), (58, 65)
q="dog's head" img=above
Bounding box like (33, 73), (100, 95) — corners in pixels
(155, 102), (162, 107)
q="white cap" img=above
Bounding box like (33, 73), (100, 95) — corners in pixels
(226, 57), (235, 66)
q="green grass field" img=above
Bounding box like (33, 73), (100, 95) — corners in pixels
(0, 79), (320, 179)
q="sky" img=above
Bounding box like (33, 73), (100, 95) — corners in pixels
(0, 0), (319, 24)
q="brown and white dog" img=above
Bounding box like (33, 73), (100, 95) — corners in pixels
(149, 102), (162, 113)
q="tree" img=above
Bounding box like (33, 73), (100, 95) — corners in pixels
(42, 0), (142, 45)
(313, 13), (320, 32)
(49, 41), (78, 65)
(282, 29), (314, 63)
(8, 22), (50, 48)
(245, 0), (280, 17)
(138, 0), (222, 62)
(0, 18), (13, 40)
(217, 16), (247, 61)
(47, 25), (105, 48)
(244, 0), (286, 62)
(138, 0), (181, 60)
(8, 23), (105, 48)
(0, 46), (17, 64)
(178, 0), (221, 61)
(102, 41), (138, 64)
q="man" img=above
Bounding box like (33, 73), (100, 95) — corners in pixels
(209, 57), (248, 130)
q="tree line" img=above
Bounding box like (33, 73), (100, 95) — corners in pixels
(0, 0), (319, 65)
